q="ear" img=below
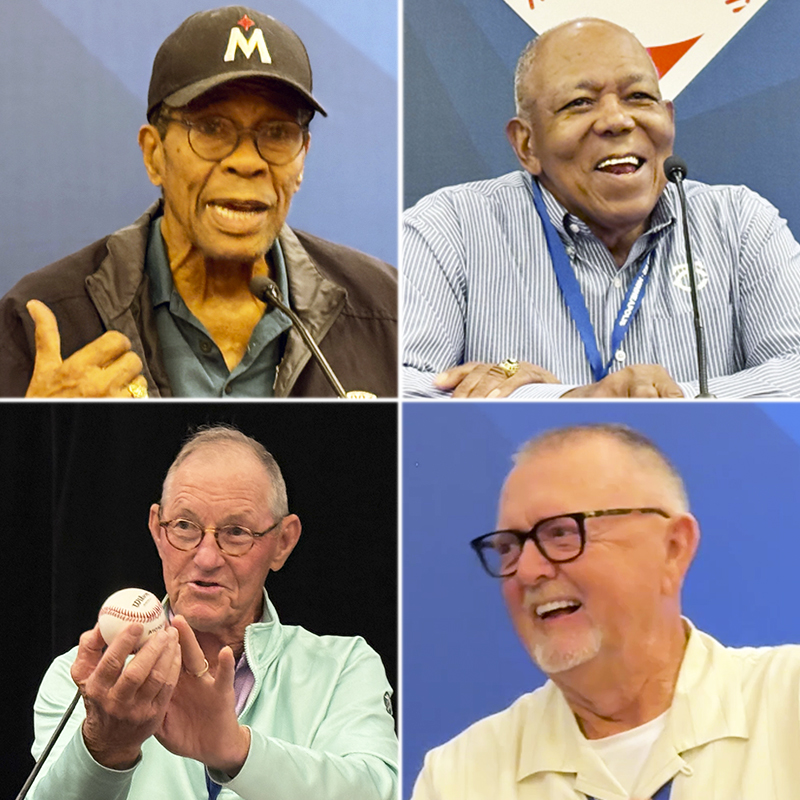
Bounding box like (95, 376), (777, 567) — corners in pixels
(269, 514), (302, 571)
(294, 132), (311, 191)
(661, 513), (700, 596)
(149, 503), (165, 554)
(506, 117), (542, 176)
(139, 124), (166, 188)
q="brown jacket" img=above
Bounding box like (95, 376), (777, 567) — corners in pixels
(0, 203), (397, 397)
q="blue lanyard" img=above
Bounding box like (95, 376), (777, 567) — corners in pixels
(206, 772), (222, 800)
(588, 778), (672, 800)
(530, 179), (653, 382)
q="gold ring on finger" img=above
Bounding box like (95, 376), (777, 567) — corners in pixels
(127, 382), (148, 399)
(497, 359), (520, 378)
(191, 658), (209, 678)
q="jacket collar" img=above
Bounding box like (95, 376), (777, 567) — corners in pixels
(84, 201), (171, 395)
(272, 224), (346, 395)
(163, 588), (286, 674)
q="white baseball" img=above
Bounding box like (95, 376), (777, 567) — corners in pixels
(98, 588), (167, 650)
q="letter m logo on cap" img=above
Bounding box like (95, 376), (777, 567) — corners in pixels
(224, 26), (272, 64)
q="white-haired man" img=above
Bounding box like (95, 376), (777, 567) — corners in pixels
(412, 423), (800, 799)
(30, 426), (397, 800)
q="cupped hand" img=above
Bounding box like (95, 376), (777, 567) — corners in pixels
(156, 615), (251, 777)
(72, 623), (181, 769)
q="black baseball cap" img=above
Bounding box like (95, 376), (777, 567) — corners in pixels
(147, 6), (326, 120)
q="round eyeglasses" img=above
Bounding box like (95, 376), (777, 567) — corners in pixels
(159, 515), (283, 557)
(165, 114), (308, 165)
(470, 508), (670, 578)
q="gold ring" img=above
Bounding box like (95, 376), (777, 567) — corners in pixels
(127, 382), (148, 399)
(498, 359), (520, 378)
(191, 658), (209, 678)
(345, 390), (377, 399)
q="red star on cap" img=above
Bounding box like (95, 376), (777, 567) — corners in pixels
(237, 14), (255, 31)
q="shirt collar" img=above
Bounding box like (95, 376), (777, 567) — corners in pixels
(517, 620), (749, 791)
(532, 176), (675, 245)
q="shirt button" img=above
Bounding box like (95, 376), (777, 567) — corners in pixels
(565, 246), (576, 257)
(613, 277), (622, 289)
(569, 223), (580, 234)
(200, 340), (212, 354)
(224, 384), (233, 395)
(615, 350), (626, 362)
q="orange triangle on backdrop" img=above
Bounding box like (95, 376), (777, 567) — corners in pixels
(647, 35), (703, 78)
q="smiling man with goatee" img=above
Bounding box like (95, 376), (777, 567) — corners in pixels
(412, 423), (800, 800)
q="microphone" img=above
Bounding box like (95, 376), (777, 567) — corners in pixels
(249, 275), (349, 398)
(664, 154), (687, 182)
(664, 155), (715, 398)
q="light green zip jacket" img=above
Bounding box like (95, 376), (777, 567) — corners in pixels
(30, 592), (398, 800)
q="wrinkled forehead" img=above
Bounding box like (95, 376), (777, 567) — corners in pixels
(163, 443), (273, 506)
(498, 434), (682, 523)
(524, 20), (659, 97)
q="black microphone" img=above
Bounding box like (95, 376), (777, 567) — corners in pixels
(249, 275), (348, 398)
(664, 155), (715, 398)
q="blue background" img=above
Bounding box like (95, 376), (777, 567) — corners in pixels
(403, 402), (800, 796)
(404, 0), (800, 246)
(0, 0), (397, 297)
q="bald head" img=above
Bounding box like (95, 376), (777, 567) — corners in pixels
(513, 18), (660, 118)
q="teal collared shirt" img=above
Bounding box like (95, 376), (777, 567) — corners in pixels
(146, 216), (292, 397)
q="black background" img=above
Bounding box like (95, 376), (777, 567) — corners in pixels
(3, 401), (398, 793)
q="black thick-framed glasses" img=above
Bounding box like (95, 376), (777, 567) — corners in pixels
(165, 114), (308, 165)
(470, 508), (670, 578)
(159, 511), (283, 557)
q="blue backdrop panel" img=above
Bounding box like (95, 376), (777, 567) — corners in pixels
(402, 402), (800, 796)
(0, 0), (397, 297)
(404, 0), (800, 248)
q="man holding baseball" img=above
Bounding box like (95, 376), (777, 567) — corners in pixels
(27, 426), (398, 799)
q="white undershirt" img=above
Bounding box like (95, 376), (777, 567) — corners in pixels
(585, 711), (668, 796)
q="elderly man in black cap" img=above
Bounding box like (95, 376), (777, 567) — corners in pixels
(0, 7), (397, 398)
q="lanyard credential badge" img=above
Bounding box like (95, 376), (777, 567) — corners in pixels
(530, 179), (653, 383)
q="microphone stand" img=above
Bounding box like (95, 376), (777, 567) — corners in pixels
(249, 275), (348, 398)
(15, 688), (82, 800)
(664, 156), (715, 398)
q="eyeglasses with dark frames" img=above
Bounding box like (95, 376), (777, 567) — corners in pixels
(164, 114), (309, 165)
(470, 508), (670, 578)
(159, 510), (284, 557)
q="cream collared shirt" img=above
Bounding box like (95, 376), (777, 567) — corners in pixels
(411, 622), (800, 800)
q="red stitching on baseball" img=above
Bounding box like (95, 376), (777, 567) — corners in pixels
(101, 604), (163, 623)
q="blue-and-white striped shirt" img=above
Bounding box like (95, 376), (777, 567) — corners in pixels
(402, 171), (800, 398)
